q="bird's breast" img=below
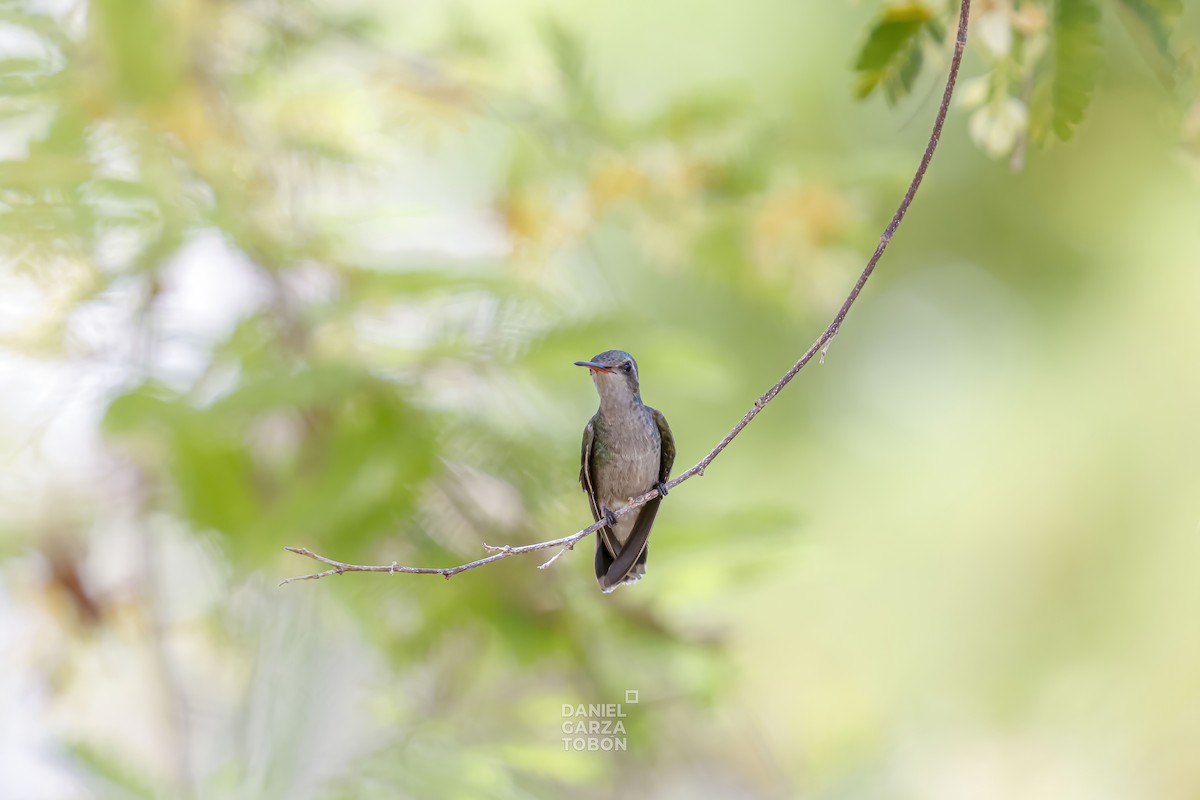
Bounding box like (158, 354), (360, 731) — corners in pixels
(593, 409), (661, 505)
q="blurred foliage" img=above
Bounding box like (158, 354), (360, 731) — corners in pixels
(1, 0), (1198, 798)
(857, 0), (1193, 158)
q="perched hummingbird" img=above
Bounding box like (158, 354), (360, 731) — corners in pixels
(575, 350), (675, 593)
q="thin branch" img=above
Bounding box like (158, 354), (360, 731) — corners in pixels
(282, 1), (972, 586)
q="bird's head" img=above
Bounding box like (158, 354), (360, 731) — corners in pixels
(574, 350), (641, 406)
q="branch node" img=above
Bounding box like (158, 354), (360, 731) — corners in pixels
(538, 551), (561, 569)
(820, 337), (834, 365)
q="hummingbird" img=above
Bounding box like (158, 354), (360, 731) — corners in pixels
(575, 350), (675, 592)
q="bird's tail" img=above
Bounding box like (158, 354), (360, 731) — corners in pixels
(596, 536), (648, 593)
(600, 561), (646, 593)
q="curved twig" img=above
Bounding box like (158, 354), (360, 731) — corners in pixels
(282, 1), (972, 586)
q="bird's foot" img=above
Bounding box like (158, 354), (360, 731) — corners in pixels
(603, 508), (618, 528)
(656, 481), (669, 498)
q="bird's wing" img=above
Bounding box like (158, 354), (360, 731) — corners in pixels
(600, 407), (673, 590)
(651, 406), (676, 484)
(583, 417), (622, 570)
(579, 417), (601, 523)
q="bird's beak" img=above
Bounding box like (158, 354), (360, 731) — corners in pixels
(574, 360), (613, 373)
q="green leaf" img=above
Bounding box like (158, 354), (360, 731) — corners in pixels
(541, 18), (598, 121)
(211, 364), (365, 417)
(853, 3), (936, 103)
(0, 9), (71, 49)
(0, 56), (63, 98)
(1114, 0), (1182, 86)
(0, 156), (92, 192)
(1033, 0), (1104, 142)
(103, 383), (183, 434)
(639, 92), (746, 141)
(91, 0), (185, 105)
(886, 39), (925, 105)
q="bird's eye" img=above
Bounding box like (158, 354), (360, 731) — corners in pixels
(621, 362), (633, 374)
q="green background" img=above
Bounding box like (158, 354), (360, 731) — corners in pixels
(1, 0), (1198, 797)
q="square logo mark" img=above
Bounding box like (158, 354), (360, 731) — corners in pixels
(625, 689), (639, 704)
